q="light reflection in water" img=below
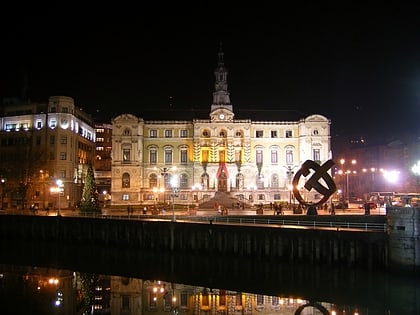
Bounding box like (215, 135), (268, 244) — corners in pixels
(0, 239), (419, 314)
(0, 265), (383, 315)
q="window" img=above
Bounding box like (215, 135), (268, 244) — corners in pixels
(219, 290), (227, 306)
(60, 136), (67, 144)
(271, 296), (279, 306)
(235, 131), (242, 137)
(165, 149), (172, 164)
(165, 129), (172, 138)
(150, 129), (157, 138)
(180, 129), (188, 137)
(60, 152), (66, 160)
(235, 150), (242, 163)
(180, 291), (188, 308)
(202, 291), (209, 307)
(256, 150), (263, 164)
(36, 121), (42, 129)
(50, 135), (55, 145)
(270, 150), (278, 164)
(219, 150), (225, 163)
(202, 130), (210, 137)
(235, 293), (242, 306)
(285, 130), (292, 138)
(123, 128), (131, 136)
(313, 148), (321, 162)
(202, 150), (209, 163)
(313, 129), (319, 135)
(149, 174), (158, 188)
(180, 149), (188, 164)
(256, 130), (263, 138)
(256, 295), (264, 306)
(180, 173), (188, 188)
(149, 291), (157, 308)
(123, 149), (130, 162)
(36, 136), (41, 145)
(122, 194), (129, 200)
(286, 148), (293, 164)
(122, 173), (130, 188)
(50, 119), (57, 128)
(150, 149), (157, 164)
(164, 292), (173, 311)
(122, 295), (129, 310)
(271, 174), (279, 188)
(271, 130), (277, 138)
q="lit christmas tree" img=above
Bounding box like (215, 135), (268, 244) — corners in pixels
(79, 165), (101, 214)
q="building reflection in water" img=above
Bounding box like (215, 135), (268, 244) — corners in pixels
(0, 265), (374, 315)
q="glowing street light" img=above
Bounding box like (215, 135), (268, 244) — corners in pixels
(50, 179), (64, 216)
(170, 175), (179, 222)
(339, 159), (356, 202)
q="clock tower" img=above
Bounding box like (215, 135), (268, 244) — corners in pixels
(210, 43), (234, 121)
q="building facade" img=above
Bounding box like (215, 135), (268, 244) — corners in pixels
(94, 122), (113, 206)
(110, 50), (332, 208)
(0, 96), (96, 210)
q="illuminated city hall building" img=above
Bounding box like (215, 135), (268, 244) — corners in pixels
(0, 96), (96, 210)
(111, 50), (331, 207)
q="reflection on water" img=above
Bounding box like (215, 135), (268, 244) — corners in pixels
(0, 240), (419, 314)
(0, 265), (380, 315)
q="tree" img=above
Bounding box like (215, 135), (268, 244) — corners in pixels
(79, 166), (101, 214)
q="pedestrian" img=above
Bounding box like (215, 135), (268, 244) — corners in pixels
(330, 203), (335, 215)
(45, 207), (49, 215)
(364, 202), (370, 215)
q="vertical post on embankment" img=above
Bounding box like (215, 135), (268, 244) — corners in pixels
(387, 206), (420, 270)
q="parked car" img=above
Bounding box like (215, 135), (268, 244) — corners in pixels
(358, 202), (377, 210)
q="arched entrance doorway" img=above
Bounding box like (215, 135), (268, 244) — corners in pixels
(216, 163), (229, 192)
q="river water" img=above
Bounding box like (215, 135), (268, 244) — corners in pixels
(0, 239), (419, 315)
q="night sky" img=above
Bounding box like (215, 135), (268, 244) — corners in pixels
(1, 2), (420, 139)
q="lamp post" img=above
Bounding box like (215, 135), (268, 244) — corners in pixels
(1, 178), (5, 210)
(56, 179), (63, 216)
(170, 175), (179, 222)
(154, 166), (177, 204)
(339, 159), (356, 203)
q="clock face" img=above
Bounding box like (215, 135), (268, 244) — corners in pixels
(219, 114), (225, 120)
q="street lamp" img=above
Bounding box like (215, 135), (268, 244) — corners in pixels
(154, 166), (177, 204)
(170, 175), (179, 222)
(55, 179), (63, 216)
(1, 178), (5, 210)
(339, 159), (356, 202)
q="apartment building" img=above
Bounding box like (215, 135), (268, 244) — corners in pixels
(0, 96), (96, 210)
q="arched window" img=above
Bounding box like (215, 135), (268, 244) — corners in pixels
(149, 173), (158, 188)
(271, 174), (279, 188)
(285, 146), (294, 164)
(179, 173), (188, 189)
(201, 173), (209, 189)
(123, 128), (131, 136)
(122, 173), (130, 188)
(236, 173), (244, 190)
